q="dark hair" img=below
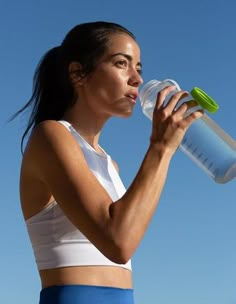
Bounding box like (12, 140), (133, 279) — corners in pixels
(11, 21), (136, 152)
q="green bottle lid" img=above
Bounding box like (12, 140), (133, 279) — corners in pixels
(190, 87), (219, 113)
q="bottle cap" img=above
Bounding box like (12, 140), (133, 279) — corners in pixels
(190, 87), (219, 113)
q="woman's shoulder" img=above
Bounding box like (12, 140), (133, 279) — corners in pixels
(22, 119), (81, 168)
(25, 120), (70, 148)
(32, 119), (70, 136)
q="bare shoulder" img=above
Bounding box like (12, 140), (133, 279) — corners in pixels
(25, 120), (73, 154)
(24, 120), (82, 170)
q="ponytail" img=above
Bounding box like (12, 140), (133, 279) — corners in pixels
(11, 46), (73, 153)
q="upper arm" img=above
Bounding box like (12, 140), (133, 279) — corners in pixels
(25, 120), (115, 255)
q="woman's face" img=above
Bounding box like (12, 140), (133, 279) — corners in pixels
(78, 33), (143, 119)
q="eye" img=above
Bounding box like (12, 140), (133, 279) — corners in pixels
(116, 60), (128, 68)
(137, 68), (143, 75)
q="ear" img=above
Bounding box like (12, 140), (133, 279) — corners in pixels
(68, 62), (84, 86)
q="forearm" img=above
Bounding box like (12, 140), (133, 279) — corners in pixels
(109, 144), (173, 258)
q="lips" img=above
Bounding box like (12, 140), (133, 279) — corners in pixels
(125, 92), (138, 103)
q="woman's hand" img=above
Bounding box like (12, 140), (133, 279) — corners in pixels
(150, 86), (204, 155)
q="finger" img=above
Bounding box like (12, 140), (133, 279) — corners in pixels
(182, 109), (204, 127)
(174, 99), (199, 116)
(165, 91), (190, 113)
(154, 85), (177, 110)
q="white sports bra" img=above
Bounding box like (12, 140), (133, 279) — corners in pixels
(26, 120), (131, 271)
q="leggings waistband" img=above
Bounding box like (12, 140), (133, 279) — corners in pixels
(40, 284), (134, 304)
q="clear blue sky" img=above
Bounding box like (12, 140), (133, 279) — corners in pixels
(1, 0), (236, 303)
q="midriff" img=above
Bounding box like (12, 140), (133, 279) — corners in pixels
(40, 266), (133, 289)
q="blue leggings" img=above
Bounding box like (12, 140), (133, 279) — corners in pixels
(39, 285), (135, 304)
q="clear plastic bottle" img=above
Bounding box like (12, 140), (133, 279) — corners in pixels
(139, 79), (236, 183)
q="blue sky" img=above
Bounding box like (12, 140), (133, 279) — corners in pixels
(1, 0), (236, 303)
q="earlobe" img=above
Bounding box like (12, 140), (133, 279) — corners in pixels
(68, 62), (84, 86)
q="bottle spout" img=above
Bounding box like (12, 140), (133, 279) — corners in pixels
(190, 87), (219, 113)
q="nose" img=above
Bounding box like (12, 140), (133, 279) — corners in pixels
(128, 68), (143, 87)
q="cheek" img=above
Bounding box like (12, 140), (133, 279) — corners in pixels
(86, 68), (127, 101)
(106, 73), (127, 95)
(95, 77), (124, 98)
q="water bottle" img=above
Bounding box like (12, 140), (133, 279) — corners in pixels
(139, 79), (236, 183)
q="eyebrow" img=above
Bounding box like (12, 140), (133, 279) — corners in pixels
(111, 52), (142, 68)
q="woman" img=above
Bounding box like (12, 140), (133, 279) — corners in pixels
(14, 21), (203, 303)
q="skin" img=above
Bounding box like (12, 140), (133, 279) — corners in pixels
(20, 33), (203, 289)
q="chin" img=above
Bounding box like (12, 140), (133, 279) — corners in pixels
(117, 110), (133, 119)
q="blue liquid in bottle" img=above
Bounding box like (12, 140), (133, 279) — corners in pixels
(140, 79), (236, 183)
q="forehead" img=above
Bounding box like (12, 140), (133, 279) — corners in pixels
(106, 33), (141, 58)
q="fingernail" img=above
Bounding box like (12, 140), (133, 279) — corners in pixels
(187, 100), (198, 107)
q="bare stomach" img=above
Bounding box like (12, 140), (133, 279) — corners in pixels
(40, 266), (133, 289)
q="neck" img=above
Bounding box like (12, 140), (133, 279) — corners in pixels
(62, 102), (109, 151)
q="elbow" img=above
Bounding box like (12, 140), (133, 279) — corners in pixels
(109, 252), (131, 265)
(105, 241), (133, 265)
